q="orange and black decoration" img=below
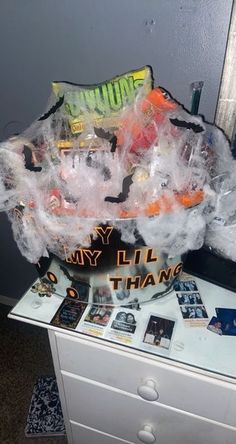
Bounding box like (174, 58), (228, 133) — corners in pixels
(47, 271), (58, 284)
(66, 287), (79, 299)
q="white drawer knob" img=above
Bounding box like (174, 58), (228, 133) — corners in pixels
(137, 379), (159, 401)
(137, 425), (156, 443)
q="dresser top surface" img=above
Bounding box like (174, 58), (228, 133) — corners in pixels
(9, 273), (236, 381)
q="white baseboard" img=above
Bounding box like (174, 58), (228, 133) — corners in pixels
(0, 295), (16, 307)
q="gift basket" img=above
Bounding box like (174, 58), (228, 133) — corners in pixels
(0, 66), (232, 306)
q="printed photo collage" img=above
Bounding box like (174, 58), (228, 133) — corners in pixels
(38, 256), (234, 350)
(33, 260), (228, 355)
(173, 276), (209, 327)
(47, 268), (214, 352)
(50, 295), (176, 355)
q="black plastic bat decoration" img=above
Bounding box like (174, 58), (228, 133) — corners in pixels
(23, 145), (42, 172)
(94, 127), (118, 153)
(38, 95), (64, 121)
(105, 173), (134, 203)
(170, 118), (204, 133)
(60, 265), (91, 288)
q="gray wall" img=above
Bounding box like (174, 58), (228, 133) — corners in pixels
(0, 0), (233, 299)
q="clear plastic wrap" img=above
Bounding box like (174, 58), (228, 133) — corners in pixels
(205, 163), (236, 262)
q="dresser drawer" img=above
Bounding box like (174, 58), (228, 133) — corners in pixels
(56, 332), (236, 427)
(63, 373), (236, 444)
(70, 421), (134, 444)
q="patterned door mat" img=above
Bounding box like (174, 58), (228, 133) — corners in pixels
(25, 376), (66, 437)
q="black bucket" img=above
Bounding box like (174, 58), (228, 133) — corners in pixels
(36, 223), (183, 307)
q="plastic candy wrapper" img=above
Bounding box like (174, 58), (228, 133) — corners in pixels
(0, 66), (233, 305)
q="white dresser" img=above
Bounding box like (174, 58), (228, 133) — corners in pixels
(47, 330), (236, 444)
(9, 275), (236, 444)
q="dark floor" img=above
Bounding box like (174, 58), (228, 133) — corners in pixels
(0, 304), (68, 444)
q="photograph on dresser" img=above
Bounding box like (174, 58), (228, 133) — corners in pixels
(143, 314), (176, 350)
(173, 273), (209, 327)
(176, 292), (203, 305)
(83, 304), (113, 327)
(207, 316), (223, 335)
(180, 304), (208, 322)
(110, 311), (137, 334)
(51, 299), (87, 329)
(215, 308), (236, 336)
(105, 307), (141, 345)
(174, 280), (199, 293)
